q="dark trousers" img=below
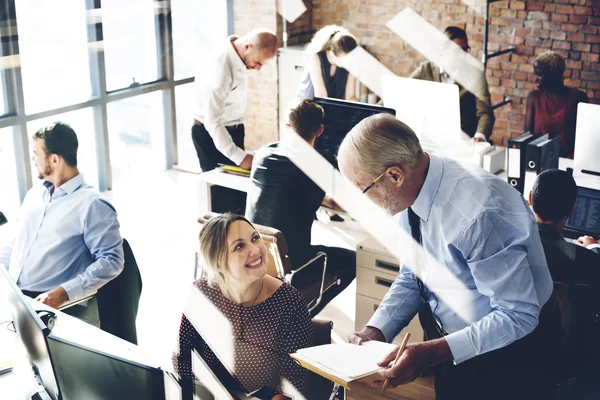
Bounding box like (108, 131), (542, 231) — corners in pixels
(434, 304), (564, 400)
(305, 245), (356, 317)
(191, 123), (247, 214)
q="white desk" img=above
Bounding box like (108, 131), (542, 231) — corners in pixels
(197, 169), (251, 216)
(0, 299), (168, 400)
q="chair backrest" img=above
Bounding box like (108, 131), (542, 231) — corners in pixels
(311, 319), (333, 346)
(97, 239), (142, 345)
(553, 281), (600, 372)
(198, 213), (294, 278)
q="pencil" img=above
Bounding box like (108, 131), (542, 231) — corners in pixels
(381, 332), (411, 394)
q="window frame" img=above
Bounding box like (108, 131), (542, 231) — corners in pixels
(0, 0), (233, 201)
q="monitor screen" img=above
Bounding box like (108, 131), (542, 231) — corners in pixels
(0, 267), (61, 400)
(566, 186), (600, 236)
(574, 102), (600, 176)
(47, 335), (166, 400)
(382, 76), (462, 150)
(314, 97), (395, 156)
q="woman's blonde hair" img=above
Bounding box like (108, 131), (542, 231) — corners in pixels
(305, 25), (358, 57)
(198, 213), (257, 294)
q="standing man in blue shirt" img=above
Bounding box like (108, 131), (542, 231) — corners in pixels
(338, 114), (562, 399)
(0, 123), (124, 326)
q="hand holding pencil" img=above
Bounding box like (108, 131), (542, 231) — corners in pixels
(382, 333), (411, 393)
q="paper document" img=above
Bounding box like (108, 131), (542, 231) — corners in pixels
(295, 341), (397, 381)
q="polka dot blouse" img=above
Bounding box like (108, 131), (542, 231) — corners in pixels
(172, 279), (315, 399)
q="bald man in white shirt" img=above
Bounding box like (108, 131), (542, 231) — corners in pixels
(192, 29), (277, 173)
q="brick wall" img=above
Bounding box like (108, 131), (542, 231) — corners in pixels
(310, 0), (600, 145)
(278, 0), (314, 46)
(234, 0), (279, 151)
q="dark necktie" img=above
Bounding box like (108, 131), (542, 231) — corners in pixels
(407, 207), (448, 339)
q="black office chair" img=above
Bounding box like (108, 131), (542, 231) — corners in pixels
(554, 281), (600, 399)
(97, 239), (143, 345)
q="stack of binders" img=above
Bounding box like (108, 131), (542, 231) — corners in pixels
(507, 132), (537, 193)
(523, 135), (560, 196)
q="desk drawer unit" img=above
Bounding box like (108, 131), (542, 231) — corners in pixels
(356, 266), (399, 300)
(356, 248), (401, 276)
(355, 294), (423, 345)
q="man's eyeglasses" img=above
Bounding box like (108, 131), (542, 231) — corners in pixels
(362, 170), (387, 194)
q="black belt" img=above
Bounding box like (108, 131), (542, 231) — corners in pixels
(194, 119), (242, 129)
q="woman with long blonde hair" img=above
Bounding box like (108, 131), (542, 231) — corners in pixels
(172, 214), (319, 399)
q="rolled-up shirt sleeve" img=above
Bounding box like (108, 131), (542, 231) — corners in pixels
(444, 210), (542, 364)
(366, 266), (421, 343)
(201, 61), (246, 166)
(60, 198), (124, 300)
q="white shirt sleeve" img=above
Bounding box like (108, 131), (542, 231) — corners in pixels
(200, 59), (247, 166)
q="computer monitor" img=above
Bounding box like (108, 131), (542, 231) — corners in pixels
(0, 267), (173, 400)
(382, 76), (463, 150)
(45, 335), (167, 400)
(0, 267), (61, 400)
(565, 186), (600, 237)
(574, 102), (600, 176)
(314, 97), (396, 156)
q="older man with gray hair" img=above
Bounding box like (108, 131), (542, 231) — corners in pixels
(339, 114), (562, 399)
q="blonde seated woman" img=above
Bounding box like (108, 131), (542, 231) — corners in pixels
(172, 214), (322, 400)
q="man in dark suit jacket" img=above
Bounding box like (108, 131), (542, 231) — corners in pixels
(245, 98), (356, 316)
(410, 26), (495, 142)
(530, 169), (600, 390)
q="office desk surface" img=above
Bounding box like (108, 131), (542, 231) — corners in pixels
(0, 298), (162, 399)
(198, 169), (251, 191)
(347, 374), (435, 400)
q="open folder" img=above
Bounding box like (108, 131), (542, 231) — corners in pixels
(217, 164), (251, 177)
(290, 341), (398, 388)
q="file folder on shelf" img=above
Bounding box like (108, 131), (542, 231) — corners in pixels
(507, 132), (537, 193)
(523, 135), (560, 197)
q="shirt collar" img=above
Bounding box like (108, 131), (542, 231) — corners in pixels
(227, 36), (247, 73)
(43, 174), (84, 198)
(410, 153), (443, 222)
(536, 222), (564, 239)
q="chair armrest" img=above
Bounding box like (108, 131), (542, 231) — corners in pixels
(286, 252), (328, 312)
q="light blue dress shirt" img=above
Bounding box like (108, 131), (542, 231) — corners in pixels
(367, 154), (553, 364)
(0, 174), (124, 301)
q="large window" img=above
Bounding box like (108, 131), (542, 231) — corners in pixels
(102, 0), (161, 91)
(174, 83), (198, 172)
(0, 0), (228, 204)
(0, 72), (7, 116)
(171, 0), (228, 80)
(27, 109), (98, 189)
(0, 128), (20, 219)
(108, 91), (166, 178)
(16, 0), (92, 113)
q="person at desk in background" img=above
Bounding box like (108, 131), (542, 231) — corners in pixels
(410, 26), (495, 143)
(525, 51), (589, 158)
(529, 169), (600, 283)
(529, 169), (600, 394)
(297, 25), (359, 102)
(0, 123), (124, 326)
(246, 98), (356, 316)
(339, 114), (562, 399)
(192, 29), (277, 213)
(173, 214), (319, 400)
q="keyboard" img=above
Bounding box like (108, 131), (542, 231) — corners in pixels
(563, 228), (584, 240)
